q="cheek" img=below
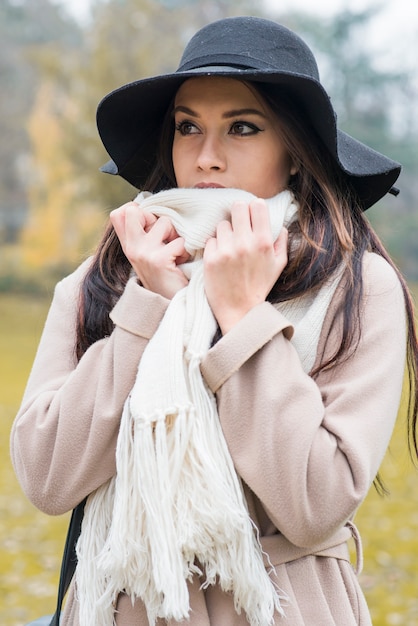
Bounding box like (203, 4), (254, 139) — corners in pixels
(254, 167), (290, 198)
(172, 142), (185, 183)
(270, 149), (292, 184)
(172, 142), (179, 171)
(254, 150), (290, 189)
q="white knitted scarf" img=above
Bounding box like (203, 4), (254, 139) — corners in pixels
(75, 188), (342, 626)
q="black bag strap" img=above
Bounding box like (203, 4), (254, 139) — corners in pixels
(49, 498), (86, 626)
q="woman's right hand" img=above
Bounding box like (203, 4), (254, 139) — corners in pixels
(110, 201), (190, 299)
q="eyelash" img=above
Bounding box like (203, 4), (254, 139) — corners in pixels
(174, 120), (262, 136)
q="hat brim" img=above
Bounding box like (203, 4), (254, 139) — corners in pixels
(97, 67), (401, 209)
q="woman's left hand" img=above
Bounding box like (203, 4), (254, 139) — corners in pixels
(204, 198), (288, 334)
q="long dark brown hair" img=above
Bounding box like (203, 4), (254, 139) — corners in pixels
(76, 80), (418, 467)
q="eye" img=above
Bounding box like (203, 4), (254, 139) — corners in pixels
(175, 120), (200, 135)
(229, 121), (261, 136)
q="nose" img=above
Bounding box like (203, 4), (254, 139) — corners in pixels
(196, 134), (226, 172)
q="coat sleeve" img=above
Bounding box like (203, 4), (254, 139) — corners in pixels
(200, 252), (407, 548)
(10, 260), (170, 515)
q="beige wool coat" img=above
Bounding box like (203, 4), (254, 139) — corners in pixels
(11, 251), (406, 625)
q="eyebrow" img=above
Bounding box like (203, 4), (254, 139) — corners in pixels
(173, 105), (267, 119)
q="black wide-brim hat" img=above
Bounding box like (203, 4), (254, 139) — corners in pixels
(97, 16), (401, 210)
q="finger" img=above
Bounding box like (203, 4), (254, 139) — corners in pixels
(248, 198), (271, 233)
(212, 220), (236, 254)
(148, 215), (179, 244)
(110, 203), (145, 247)
(203, 236), (218, 261)
(230, 201), (252, 236)
(143, 212), (158, 232)
(109, 206), (127, 244)
(216, 219), (233, 238)
(166, 236), (191, 264)
(124, 203), (148, 235)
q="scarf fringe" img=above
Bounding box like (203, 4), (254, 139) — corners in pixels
(76, 480), (118, 625)
(78, 399), (286, 625)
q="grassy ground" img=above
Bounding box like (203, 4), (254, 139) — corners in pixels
(0, 294), (69, 624)
(0, 293), (417, 625)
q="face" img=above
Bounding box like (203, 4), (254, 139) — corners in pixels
(172, 77), (296, 198)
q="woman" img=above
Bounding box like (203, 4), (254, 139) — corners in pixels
(11, 15), (418, 626)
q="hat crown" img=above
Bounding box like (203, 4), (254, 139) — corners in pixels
(177, 16), (320, 80)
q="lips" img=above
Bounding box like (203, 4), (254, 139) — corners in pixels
(194, 183), (225, 189)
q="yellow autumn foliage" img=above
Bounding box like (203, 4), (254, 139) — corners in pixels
(21, 81), (103, 273)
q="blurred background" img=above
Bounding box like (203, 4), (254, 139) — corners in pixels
(0, 0), (417, 624)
